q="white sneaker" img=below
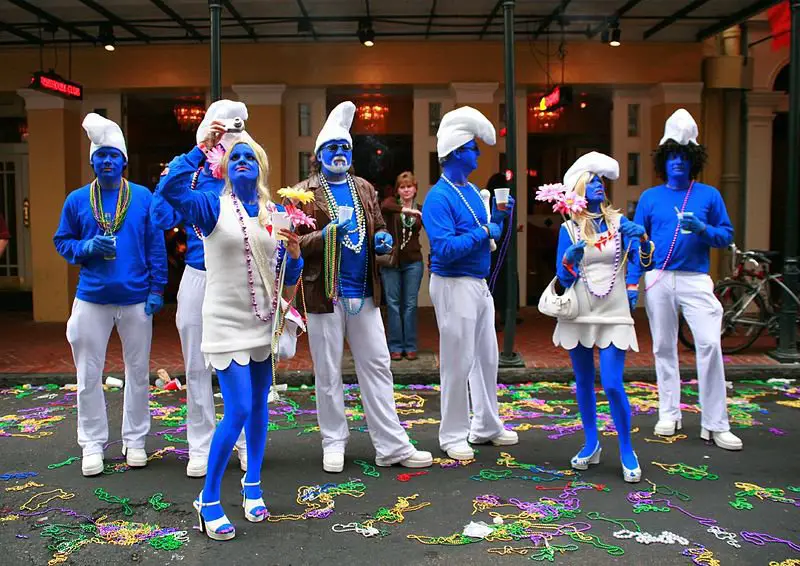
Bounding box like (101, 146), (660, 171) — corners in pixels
(122, 446), (147, 468)
(238, 450), (248, 472)
(654, 419), (682, 436)
(323, 452), (344, 473)
(82, 453), (104, 477)
(397, 450), (433, 468)
(444, 443), (474, 461)
(186, 457), (208, 478)
(701, 429), (743, 451)
(491, 429), (519, 446)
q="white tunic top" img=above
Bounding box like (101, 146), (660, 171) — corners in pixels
(553, 217), (639, 352)
(202, 194), (279, 370)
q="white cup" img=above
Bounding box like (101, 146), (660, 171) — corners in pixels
(677, 211), (693, 235)
(105, 376), (123, 388)
(495, 188), (510, 210)
(338, 206), (354, 222)
(272, 211), (291, 240)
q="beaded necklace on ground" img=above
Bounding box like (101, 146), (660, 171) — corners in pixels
(89, 178), (131, 234)
(440, 175), (487, 227)
(319, 173), (368, 315)
(644, 181), (694, 292)
(189, 169), (204, 240)
(399, 199), (417, 251)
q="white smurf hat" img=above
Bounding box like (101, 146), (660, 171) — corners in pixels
(196, 99), (249, 145)
(83, 113), (127, 161)
(659, 108), (699, 146)
(315, 101), (355, 154)
(563, 151), (619, 192)
(436, 106), (496, 159)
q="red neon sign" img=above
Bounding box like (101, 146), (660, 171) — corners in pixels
(537, 85), (572, 112)
(29, 71), (83, 100)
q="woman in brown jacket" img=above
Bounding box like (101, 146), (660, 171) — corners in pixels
(380, 172), (425, 361)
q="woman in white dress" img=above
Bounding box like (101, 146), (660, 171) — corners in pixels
(552, 152), (653, 483)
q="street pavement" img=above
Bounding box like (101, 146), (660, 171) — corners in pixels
(0, 379), (798, 565)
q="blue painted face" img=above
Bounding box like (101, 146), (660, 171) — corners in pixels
(91, 147), (126, 183)
(227, 143), (260, 184)
(454, 141), (480, 173)
(666, 151), (690, 186)
(585, 175), (605, 204)
(318, 138), (353, 175)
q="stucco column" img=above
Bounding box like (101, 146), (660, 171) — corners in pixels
(232, 84), (287, 189)
(449, 82), (499, 188)
(17, 89), (83, 322)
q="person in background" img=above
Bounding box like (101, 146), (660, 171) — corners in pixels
(380, 171), (425, 361)
(0, 213), (9, 258)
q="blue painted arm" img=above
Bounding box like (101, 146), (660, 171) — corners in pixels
(53, 196), (90, 265)
(626, 197), (651, 285)
(157, 146), (220, 235)
(699, 190), (734, 248)
(556, 224), (578, 288)
(150, 189), (183, 230)
(145, 194), (168, 293)
(422, 192), (488, 264)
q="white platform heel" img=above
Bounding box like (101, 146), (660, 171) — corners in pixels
(193, 492), (235, 541)
(241, 476), (268, 522)
(570, 442), (601, 471)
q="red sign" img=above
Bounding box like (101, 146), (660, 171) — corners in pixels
(29, 71), (83, 100)
(537, 85), (572, 112)
(768, 1), (790, 50)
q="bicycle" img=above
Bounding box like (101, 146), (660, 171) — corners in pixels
(677, 244), (800, 354)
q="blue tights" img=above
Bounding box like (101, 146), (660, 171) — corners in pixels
(200, 358), (272, 522)
(569, 345), (637, 470)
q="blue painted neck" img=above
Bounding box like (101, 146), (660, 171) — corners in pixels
(97, 175), (122, 192)
(442, 161), (470, 186)
(233, 179), (258, 204)
(322, 167), (347, 184)
(587, 200), (602, 214)
(667, 177), (691, 190)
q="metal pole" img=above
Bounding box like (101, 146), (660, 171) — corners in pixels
(499, 0), (524, 367)
(209, 0), (222, 102)
(771, 0), (800, 362)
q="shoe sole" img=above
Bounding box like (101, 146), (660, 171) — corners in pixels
(700, 430), (742, 451)
(398, 457), (433, 469)
(323, 464), (344, 473)
(654, 422), (682, 436)
(445, 451), (475, 461)
(491, 437), (519, 447)
(127, 460), (148, 468)
(186, 468), (207, 478)
(82, 466), (104, 477)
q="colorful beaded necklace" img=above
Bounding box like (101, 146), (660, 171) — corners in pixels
(644, 181), (693, 291)
(574, 219), (625, 299)
(89, 178), (131, 234)
(399, 200), (417, 251)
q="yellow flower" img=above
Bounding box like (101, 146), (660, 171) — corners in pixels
(277, 187), (315, 204)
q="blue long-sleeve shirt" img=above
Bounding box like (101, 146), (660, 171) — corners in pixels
(327, 180), (370, 298)
(53, 181), (167, 305)
(627, 182), (733, 285)
(152, 148), (224, 271)
(422, 177), (491, 279)
(158, 147), (302, 285)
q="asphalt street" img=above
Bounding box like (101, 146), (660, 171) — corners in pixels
(0, 379), (798, 566)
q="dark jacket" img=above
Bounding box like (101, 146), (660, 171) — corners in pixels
(380, 197), (424, 267)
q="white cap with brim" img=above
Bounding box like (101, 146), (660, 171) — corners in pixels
(314, 101), (355, 155)
(83, 113), (127, 161)
(659, 108), (699, 146)
(436, 106), (496, 159)
(563, 151), (619, 192)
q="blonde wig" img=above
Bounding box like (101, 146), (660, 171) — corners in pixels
(571, 171), (622, 244)
(220, 135), (273, 228)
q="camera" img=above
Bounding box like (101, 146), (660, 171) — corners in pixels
(221, 117), (245, 133)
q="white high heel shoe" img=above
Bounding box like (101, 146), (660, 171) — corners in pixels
(241, 476), (268, 523)
(193, 492), (235, 541)
(570, 442), (601, 471)
(622, 452), (642, 483)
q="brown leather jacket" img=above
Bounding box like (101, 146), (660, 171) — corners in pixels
(293, 173), (390, 313)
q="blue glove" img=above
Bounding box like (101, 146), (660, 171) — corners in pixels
(627, 289), (639, 311)
(619, 220), (646, 240)
(374, 232), (393, 255)
(322, 216), (357, 243)
(81, 235), (116, 259)
(490, 195), (515, 224)
(144, 292), (164, 316)
(487, 223), (502, 240)
(680, 213), (706, 234)
(563, 241), (586, 265)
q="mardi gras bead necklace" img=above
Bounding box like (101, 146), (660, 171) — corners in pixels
(441, 175), (487, 228)
(319, 173), (366, 252)
(189, 169), (204, 239)
(89, 178), (131, 234)
(399, 200), (417, 250)
(645, 181), (693, 291)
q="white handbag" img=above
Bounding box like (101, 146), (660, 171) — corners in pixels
(275, 299), (305, 361)
(538, 276), (579, 320)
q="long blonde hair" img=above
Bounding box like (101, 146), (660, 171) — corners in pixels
(220, 137), (273, 228)
(571, 171), (622, 243)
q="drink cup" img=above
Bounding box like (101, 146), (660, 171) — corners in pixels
(104, 235), (117, 261)
(495, 188), (510, 210)
(338, 206), (354, 223)
(677, 211), (693, 235)
(105, 376), (123, 388)
(272, 211), (291, 240)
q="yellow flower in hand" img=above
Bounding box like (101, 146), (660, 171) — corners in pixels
(278, 187), (315, 205)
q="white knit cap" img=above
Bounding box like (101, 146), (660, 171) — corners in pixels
(315, 101), (355, 154)
(196, 99), (249, 145)
(436, 106), (496, 159)
(659, 108), (699, 146)
(83, 113), (127, 161)
(563, 151), (619, 192)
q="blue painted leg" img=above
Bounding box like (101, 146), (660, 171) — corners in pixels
(241, 358), (272, 521)
(599, 345), (640, 482)
(568, 345), (601, 469)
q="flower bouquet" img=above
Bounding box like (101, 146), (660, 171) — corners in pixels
(534, 183), (587, 243)
(277, 187), (317, 230)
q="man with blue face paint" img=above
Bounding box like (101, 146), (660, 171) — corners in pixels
(54, 113), (167, 477)
(152, 100), (248, 478)
(423, 106), (519, 461)
(628, 109), (741, 451)
(293, 101), (432, 473)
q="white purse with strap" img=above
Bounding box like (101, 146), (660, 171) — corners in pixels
(538, 276), (579, 320)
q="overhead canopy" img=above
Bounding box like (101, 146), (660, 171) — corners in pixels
(0, 0), (779, 46)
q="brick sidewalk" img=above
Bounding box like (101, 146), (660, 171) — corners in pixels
(0, 306), (790, 377)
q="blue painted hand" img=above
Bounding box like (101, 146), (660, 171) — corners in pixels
(564, 240), (587, 265)
(323, 215), (357, 243)
(491, 195), (515, 224)
(374, 232), (393, 255)
(144, 292), (164, 316)
(487, 223), (502, 240)
(619, 221), (646, 239)
(679, 213), (706, 234)
(81, 235), (116, 259)
(627, 289), (639, 311)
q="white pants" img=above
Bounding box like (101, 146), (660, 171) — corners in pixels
(177, 265), (245, 460)
(307, 300), (415, 465)
(66, 299), (152, 457)
(430, 274), (505, 451)
(644, 270), (730, 432)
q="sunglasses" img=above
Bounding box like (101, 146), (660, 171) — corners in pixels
(323, 143), (352, 152)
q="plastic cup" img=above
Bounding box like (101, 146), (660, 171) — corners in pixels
(495, 188), (510, 210)
(104, 235), (116, 261)
(272, 211), (291, 240)
(677, 211), (693, 235)
(105, 376), (123, 388)
(338, 206), (354, 222)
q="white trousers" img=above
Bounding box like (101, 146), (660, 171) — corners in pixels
(644, 270), (730, 432)
(66, 299), (152, 456)
(430, 274), (505, 451)
(307, 300), (415, 465)
(177, 265), (245, 460)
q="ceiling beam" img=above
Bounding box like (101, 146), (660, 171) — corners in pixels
(642, 0), (710, 40)
(696, 0), (782, 41)
(77, 0), (150, 42)
(425, 0), (438, 38)
(221, 0), (257, 40)
(7, 0), (97, 42)
(588, 0), (647, 38)
(148, 0), (202, 40)
(0, 19), (43, 44)
(531, 0), (573, 40)
(295, 0), (318, 40)
(478, 0), (503, 40)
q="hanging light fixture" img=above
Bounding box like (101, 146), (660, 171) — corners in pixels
(358, 19), (375, 47)
(609, 26), (621, 47)
(173, 102), (205, 131)
(99, 23), (116, 52)
(357, 103), (388, 122)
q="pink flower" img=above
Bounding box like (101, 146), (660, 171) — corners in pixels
(552, 191), (587, 215)
(285, 204), (317, 229)
(535, 183), (565, 202)
(206, 145), (226, 180)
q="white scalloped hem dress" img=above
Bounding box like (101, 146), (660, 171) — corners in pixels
(552, 219), (639, 353)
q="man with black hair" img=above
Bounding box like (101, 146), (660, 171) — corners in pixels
(627, 109), (742, 451)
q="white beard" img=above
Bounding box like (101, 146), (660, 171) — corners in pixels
(325, 162), (350, 174)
